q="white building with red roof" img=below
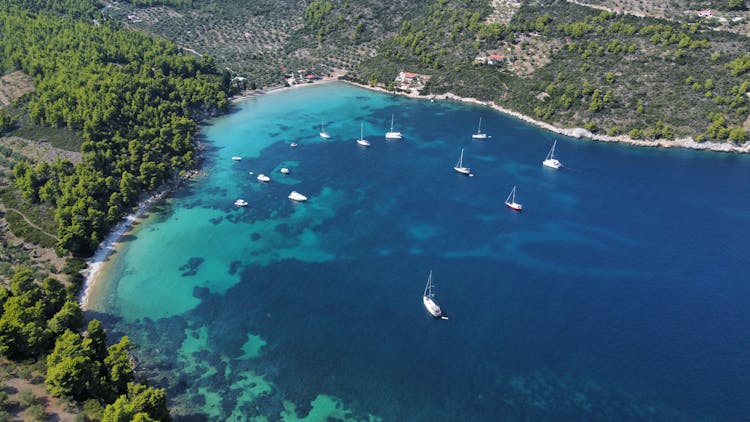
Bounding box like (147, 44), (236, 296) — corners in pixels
(394, 71), (430, 92)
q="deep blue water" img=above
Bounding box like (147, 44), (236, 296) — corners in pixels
(87, 83), (750, 421)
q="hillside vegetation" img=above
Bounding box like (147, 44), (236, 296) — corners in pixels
(575, 0), (750, 37)
(354, 0), (750, 142)
(1, 0), (748, 419)
(108, 0), (436, 87)
(1, 1), (228, 257)
(0, 0), (232, 419)
(116, 0), (750, 143)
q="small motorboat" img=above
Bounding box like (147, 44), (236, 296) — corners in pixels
(288, 191), (307, 202)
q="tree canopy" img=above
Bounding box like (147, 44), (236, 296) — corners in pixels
(1, 6), (228, 255)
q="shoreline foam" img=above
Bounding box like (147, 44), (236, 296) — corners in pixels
(78, 180), (180, 309)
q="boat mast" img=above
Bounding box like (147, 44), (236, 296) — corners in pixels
(477, 117), (482, 134)
(424, 271), (433, 297)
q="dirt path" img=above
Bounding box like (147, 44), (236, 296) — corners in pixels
(1, 361), (78, 422)
(2, 207), (58, 241)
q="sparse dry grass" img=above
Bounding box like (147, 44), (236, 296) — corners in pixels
(506, 34), (558, 78)
(0, 137), (79, 281)
(108, 1), (426, 87)
(0, 137), (81, 169)
(1, 359), (79, 422)
(568, 0), (750, 37)
(0, 71), (34, 108)
(486, 0), (522, 25)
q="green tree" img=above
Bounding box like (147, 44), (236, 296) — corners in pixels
(728, 126), (746, 142)
(728, 0), (746, 11)
(83, 319), (108, 362)
(46, 355), (97, 399)
(41, 278), (67, 318)
(102, 383), (170, 422)
(0, 287), (9, 308)
(727, 54), (750, 76)
(0, 319), (21, 357)
(48, 301), (85, 336)
(46, 330), (97, 399)
(0, 109), (13, 134)
(10, 266), (36, 297)
(104, 336), (135, 397)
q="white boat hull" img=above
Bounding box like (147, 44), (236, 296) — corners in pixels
(288, 191), (307, 202)
(234, 199), (248, 207)
(543, 158), (561, 169)
(320, 132), (331, 139)
(257, 174), (270, 182)
(454, 166), (471, 175)
(231, 156), (242, 161)
(357, 139), (371, 147)
(423, 296), (442, 318)
(505, 201), (523, 211)
(472, 133), (487, 140)
(385, 132), (402, 139)
(280, 168), (290, 174)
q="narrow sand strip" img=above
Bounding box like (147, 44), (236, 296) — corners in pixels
(79, 185), (173, 308)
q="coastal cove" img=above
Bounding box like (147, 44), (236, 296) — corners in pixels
(84, 82), (750, 421)
(344, 80), (750, 154)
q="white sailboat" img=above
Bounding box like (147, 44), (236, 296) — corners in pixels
(505, 185), (523, 211)
(423, 271), (447, 319)
(256, 173), (270, 182)
(453, 148), (471, 175)
(231, 156), (242, 161)
(471, 117), (488, 140)
(385, 114), (403, 139)
(280, 168), (290, 174)
(234, 199), (248, 207)
(319, 120), (331, 139)
(542, 140), (562, 169)
(356, 122), (370, 147)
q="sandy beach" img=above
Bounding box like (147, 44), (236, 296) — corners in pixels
(230, 70), (347, 103)
(78, 178), (188, 309)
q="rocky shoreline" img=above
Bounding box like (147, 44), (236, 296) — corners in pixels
(342, 80), (750, 154)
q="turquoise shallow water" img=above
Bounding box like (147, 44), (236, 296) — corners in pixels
(88, 82), (750, 421)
